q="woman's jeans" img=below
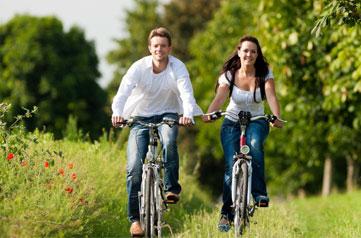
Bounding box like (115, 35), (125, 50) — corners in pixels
(220, 117), (269, 218)
(126, 113), (181, 222)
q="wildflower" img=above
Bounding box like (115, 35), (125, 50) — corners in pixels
(7, 153), (14, 160)
(21, 161), (28, 167)
(58, 168), (65, 176)
(67, 163), (74, 169)
(44, 161), (49, 168)
(71, 173), (77, 181)
(65, 186), (73, 194)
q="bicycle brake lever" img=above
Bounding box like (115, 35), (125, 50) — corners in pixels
(209, 111), (223, 120)
(269, 115), (277, 123)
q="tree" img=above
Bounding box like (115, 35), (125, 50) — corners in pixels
(161, 0), (221, 61)
(0, 15), (108, 139)
(257, 0), (361, 195)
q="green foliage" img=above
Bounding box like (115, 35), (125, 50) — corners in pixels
(255, 0), (330, 194)
(256, 0), (361, 194)
(63, 115), (85, 142)
(0, 103), (38, 162)
(0, 15), (108, 139)
(161, 0), (221, 61)
(312, 0), (361, 36)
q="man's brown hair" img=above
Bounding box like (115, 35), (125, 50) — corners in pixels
(148, 27), (172, 46)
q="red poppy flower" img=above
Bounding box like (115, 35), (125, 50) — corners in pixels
(58, 168), (65, 176)
(44, 161), (49, 168)
(67, 163), (74, 169)
(7, 153), (14, 160)
(65, 186), (73, 193)
(71, 173), (77, 181)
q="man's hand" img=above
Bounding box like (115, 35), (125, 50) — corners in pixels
(112, 115), (125, 127)
(179, 116), (193, 126)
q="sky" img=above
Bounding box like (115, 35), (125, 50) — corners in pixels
(0, 0), (135, 88)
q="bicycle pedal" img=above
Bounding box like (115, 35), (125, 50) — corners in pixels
(164, 199), (177, 204)
(257, 202), (269, 207)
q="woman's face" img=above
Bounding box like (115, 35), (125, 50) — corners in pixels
(238, 41), (258, 66)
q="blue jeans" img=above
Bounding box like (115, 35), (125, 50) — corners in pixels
(126, 113), (181, 222)
(220, 117), (269, 218)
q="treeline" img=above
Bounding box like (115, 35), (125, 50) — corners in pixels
(1, 0), (360, 198)
(0, 15), (107, 139)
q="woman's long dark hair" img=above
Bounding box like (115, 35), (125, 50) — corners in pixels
(216, 35), (269, 102)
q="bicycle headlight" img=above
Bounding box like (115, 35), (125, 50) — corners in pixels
(240, 145), (250, 154)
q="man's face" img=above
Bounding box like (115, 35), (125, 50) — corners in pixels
(148, 36), (172, 62)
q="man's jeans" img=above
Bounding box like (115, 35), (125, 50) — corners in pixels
(220, 118), (269, 218)
(126, 113), (181, 222)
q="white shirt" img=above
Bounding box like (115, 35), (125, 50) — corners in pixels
(112, 55), (203, 119)
(218, 69), (274, 121)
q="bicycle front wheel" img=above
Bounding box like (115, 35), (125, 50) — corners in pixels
(143, 167), (155, 237)
(234, 160), (248, 237)
(154, 179), (163, 237)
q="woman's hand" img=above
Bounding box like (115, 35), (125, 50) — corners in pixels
(271, 118), (284, 128)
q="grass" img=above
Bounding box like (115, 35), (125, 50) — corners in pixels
(0, 131), (212, 237)
(176, 191), (361, 238)
(1, 130), (361, 237)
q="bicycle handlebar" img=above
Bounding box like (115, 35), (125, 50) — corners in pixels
(204, 110), (287, 123)
(115, 118), (179, 128)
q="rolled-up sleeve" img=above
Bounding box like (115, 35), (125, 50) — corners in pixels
(111, 63), (139, 116)
(218, 71), (232, 85)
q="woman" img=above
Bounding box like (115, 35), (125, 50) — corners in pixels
(202, 36), (284, 232)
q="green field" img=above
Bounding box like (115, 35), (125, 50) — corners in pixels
(1, 134), (361, 237)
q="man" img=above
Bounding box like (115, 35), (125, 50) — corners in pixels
(111, 27), (202, 236)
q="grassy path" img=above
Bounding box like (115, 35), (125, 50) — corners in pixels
(175, 191), (361, 238)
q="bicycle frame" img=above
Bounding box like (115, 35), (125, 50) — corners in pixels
(231, 116), (254, 217)
(140, 121), (166, 238)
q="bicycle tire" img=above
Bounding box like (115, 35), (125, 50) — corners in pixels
(234, 171), (241, 236)
(154, 179), (163, 237)
(143, 167), (154, 237)
(234, 160), (248, 236)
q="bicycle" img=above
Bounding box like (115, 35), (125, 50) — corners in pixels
(117, 118), (179, 238)
(205, 110), (285, 237)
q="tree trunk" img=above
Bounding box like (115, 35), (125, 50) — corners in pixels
(346, 155), (355, 192)
(322, 156), (332, 197)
